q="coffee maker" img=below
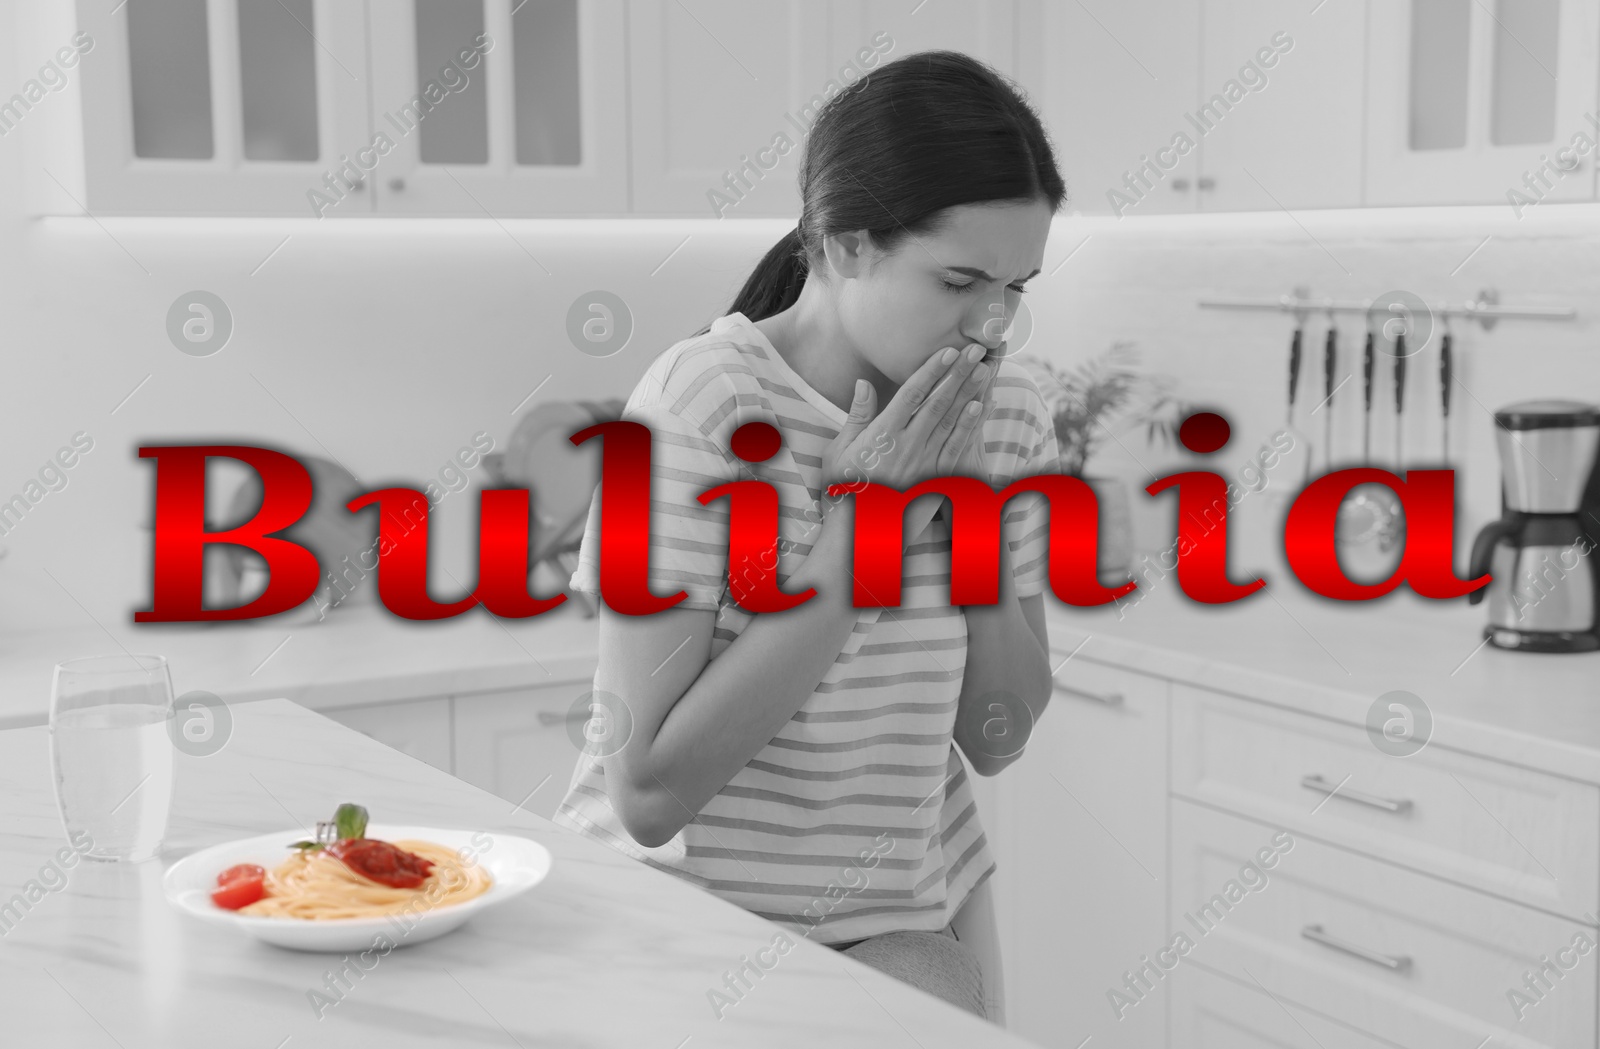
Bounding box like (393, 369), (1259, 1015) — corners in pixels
(1468, 400), (1600, 652)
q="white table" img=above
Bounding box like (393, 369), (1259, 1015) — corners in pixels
(0, 699), (1031, 1048)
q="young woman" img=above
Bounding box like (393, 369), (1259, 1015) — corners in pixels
(556, 50), (1064, 1021)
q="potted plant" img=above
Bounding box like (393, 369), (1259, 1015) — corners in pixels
(1016, 343), (1192, 587)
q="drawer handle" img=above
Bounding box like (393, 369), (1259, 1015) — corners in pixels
(537, 710), (587, 727)
(1300, 775), (1412, 814)
(1052, 681), (1124, 706)
(1301, 924), (1412, 972)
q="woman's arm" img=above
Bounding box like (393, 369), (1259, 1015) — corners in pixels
(950, 524), (1053, 776)
(595, 499), (865, 848)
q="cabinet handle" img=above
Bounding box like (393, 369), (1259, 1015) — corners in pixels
(537, 710), (587, 727)
(1300, 774), (1412, 814)
(1197, 176), (1216, 190)
(1052, 681), (1124, 706)
(1172, 177), (1191, 191)
(1300, 924), (1412, 972)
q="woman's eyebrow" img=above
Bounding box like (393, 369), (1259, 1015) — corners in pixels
(945, 265), (1042, 282)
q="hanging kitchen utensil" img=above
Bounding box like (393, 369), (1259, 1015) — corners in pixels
(1335, 308), (1403, 583)
(1285, 297), (1311, 487)
(1440, 318), (1454, 461)
(1380, 329), (1409, 554)
(1321, 311), (1338, 472)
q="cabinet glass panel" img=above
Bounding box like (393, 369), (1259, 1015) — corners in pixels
(1408, 0), (1470, 150)
(128, 0), (214, 159)
(238, 0), (321, 161)
(512, 0), (581, 165)
(1489, 0), (1559, 146)
(414, 0), (490, 163)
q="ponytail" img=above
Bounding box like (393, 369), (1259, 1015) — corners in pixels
(727, 225), (809, 322)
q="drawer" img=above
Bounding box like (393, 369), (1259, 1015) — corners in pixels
(1173, 682), (1599, 920)
(1171, 799), (1596, 1049)
(1172, 963), (1390, 1049)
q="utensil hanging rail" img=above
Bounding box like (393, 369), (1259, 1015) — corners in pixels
(1196, 287), (1574, 331)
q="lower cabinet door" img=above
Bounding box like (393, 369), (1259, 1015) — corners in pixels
(1170, 798), (1597, 1049)
(1004, 658), (1170, 1049)
(451, 681), (598, 821)
(323, 698), (453, 774)
(1171, 963), (1390, 1049)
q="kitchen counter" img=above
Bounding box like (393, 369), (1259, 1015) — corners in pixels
(0, 593), (605, 730)
(3, 576), (1597, 781)
(0, 699), (1029, 1048)
(1046, 580), (1600, 783)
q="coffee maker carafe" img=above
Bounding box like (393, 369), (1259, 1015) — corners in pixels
(1468, 400), (1600, 652)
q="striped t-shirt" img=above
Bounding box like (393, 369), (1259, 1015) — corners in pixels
(555, 311), (1059, 945)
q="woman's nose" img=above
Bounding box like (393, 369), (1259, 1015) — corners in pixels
(965, 298), (1011, 351)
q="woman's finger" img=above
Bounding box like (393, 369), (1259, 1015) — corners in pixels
(876, 346), (961, 434)
(937, 396), (985, 473)
(906, 344), (985, 441)
(834, 379), (876, 449)
(918, 354), (988, 444)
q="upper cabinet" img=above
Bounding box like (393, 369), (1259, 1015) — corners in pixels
(1194, 0), (1367, 212)
(1022, 0), (1202, 218)
(72, 0), (371, 215)
(38, 0), (1600, 216)
(57, 0), (626, 216)
(365, 0), (628, 216)
(624, 0), (1020, 217)
(1365, 0), (1600, 206)
(625, 0), (832, 217)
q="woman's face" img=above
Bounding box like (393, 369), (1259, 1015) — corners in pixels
(831, 198), (1053, 386)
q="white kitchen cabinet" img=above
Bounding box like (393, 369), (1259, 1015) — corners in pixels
(1171, 682), (1600, 921)
(60, 0), (372, 216)
(1170, 963), (1390, 1049)
(451, 678), (599, 820)
(996, 656), (1169, 1049)
(1194, 0), (1367, 212)
(1365, 0), (1600, 207)
(626, 0), (833, 217)
(323, 696), (454, 773)
(625, 0), (1024, 217)
(1172, 798), (1594, 1049)
(1025, 0), (1202, 218)
(366, 0), (630, 216)
(829, 0), (1019, 81)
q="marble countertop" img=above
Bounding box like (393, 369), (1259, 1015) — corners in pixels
(3, 568), (1597, 781)
(0, 699), (1030, 1048)
(1042, 581), (1600, 783)
(0, 594), (606, 730)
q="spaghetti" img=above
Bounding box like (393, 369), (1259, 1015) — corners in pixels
(239, 840), (492, 921)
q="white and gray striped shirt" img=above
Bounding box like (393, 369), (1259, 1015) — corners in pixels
(556, 311), (1058, 944)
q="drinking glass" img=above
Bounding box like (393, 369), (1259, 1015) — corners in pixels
(49, 654), (175, 862)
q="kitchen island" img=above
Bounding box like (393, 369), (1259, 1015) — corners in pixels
(0, 699), (1030, 1048)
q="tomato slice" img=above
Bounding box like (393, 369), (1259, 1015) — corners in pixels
(212, 864), (267, 910)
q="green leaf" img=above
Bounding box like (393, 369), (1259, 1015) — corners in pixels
(333, 803), (369, 841)
(288, 840), (324, 853)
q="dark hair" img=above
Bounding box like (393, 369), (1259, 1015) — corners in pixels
(718, 49), (1066, 328)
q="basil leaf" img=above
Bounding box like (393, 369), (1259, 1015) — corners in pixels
(333, 803), (369, 841)
(289, 840), (324, 852)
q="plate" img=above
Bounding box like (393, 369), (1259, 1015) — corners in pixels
(163, 824), (552, 952)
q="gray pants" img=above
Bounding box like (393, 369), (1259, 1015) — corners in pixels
(829, 924), (988, 1020)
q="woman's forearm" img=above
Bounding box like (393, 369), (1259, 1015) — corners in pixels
(614, 499), (864, 845)
(952, 534), (1052, 775)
